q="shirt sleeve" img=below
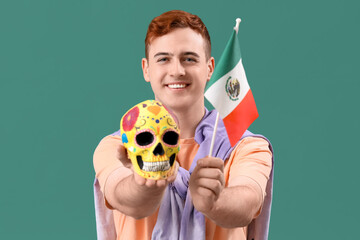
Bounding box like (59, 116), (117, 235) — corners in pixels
(93, 134), (132, 198)
(227, 136), (273, 203)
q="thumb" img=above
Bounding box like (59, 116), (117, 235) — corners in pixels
(117, 142), (132, 169)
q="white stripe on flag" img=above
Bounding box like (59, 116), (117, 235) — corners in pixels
(205, 59), (249, 118)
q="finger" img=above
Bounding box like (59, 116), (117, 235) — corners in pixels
(195, 178), (223, 197)
(155, 179), (167, 188)
(196, 157), (224, 171)
(192, 187), (217, 212)
(133, 171), (146, 186)
(144, 179), (157, 188)
(117, 144), (132, 168)
(196, 186), (217, 201)
(194, 168), (225, 186)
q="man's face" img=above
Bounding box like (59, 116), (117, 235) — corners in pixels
(142, 28), (214, 112)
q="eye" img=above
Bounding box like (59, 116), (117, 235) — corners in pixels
(183, 57), (197, 63)
(136, 131), (155, 147)
(157, 57), (168, 62)
(162, 131), (179, 146)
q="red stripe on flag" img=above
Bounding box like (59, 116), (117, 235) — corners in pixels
(223, 90), (259, 146)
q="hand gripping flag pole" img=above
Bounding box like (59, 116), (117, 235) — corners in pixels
(207, 18), (259, 156)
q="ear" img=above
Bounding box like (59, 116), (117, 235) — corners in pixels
(142, 58), (150, 82)
(206, 57), (215, 81)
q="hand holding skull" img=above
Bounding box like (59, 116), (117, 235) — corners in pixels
(101, 100), (181, 219)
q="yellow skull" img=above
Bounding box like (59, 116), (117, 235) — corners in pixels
(120, 100), (180, 179)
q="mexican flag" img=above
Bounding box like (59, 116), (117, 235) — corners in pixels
(205, 19), (258, 147)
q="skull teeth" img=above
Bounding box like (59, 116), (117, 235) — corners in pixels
(142, 161), (170, 172)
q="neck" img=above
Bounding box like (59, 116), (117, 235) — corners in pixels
(172, 101), (205, 139)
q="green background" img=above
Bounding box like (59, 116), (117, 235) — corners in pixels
(1, 0), (359, 239)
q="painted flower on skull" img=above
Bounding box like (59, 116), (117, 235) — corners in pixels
(122, 106), (139, 131)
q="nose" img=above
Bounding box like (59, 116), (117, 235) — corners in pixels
(153, 143), (165, 156)
(169, 59), (185, 77)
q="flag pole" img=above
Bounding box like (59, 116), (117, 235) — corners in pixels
(208, 18), (242, 157)
(234, 18), (241, 34)
(208, 112), (220, 157)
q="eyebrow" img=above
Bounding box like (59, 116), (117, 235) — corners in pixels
(153, 52), (200, 58)
(183, 52), (200, 58)
(153, 52), (173, 58)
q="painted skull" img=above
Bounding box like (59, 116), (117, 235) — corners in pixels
(120, 100), (180, 180)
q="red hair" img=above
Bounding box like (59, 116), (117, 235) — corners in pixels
(145, 10), (211, 60)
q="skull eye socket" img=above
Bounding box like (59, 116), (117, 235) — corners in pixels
(136, 131), (155, 147)
(162, 130), (179, 146)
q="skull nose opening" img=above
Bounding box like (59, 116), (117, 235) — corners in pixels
(170, 154), (176, 167)
(153, 143), (165, 156)
(136, 156), (144, 170)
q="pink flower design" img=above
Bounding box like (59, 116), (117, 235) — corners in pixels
(122, 106), (139, 131)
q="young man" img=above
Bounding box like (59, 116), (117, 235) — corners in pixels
(94, 10), (273, 240)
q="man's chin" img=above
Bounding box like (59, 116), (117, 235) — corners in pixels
(155, 95), (201, 112)
(161, 100), (189, 112)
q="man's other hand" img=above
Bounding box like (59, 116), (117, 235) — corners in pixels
(189, 156), (225, 214)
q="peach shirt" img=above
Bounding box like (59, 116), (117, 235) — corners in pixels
(93, 135), (272, 240)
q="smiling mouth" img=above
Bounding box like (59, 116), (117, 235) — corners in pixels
(136, 154), (176, 172)
(167, 83), (189, 89)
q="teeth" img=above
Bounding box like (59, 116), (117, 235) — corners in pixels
(168, 84), (186, 89)
(142, 161), (170, 172)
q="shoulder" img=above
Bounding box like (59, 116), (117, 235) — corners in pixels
(232, 136), (272, 158)
(94, 132), (122, 152)
(226, 134), (273, 174)
(93, 133), (123, 169)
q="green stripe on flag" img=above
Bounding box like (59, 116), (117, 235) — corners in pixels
(205, 30), (242, 91)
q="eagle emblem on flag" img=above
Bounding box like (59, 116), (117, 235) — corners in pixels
(225, 76), (240, 101)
